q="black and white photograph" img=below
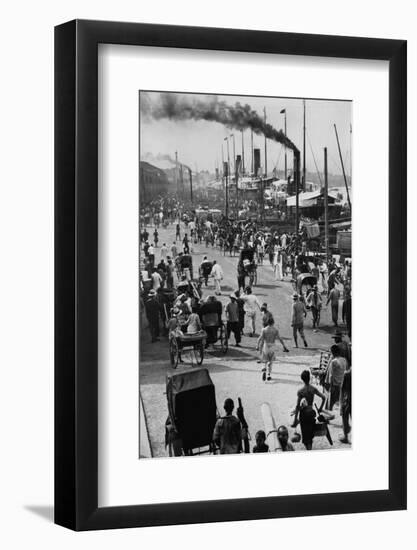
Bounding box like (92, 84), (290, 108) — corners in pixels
(139, 91), (352, 458)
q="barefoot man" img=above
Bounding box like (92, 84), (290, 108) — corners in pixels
(257, 317), (289, 382)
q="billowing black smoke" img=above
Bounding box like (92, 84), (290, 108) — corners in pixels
(141, 92), (299, 154)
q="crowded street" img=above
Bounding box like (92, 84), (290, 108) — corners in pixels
(140, 218), (351, 457)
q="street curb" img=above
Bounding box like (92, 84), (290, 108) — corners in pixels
(139, 392), (153, 458)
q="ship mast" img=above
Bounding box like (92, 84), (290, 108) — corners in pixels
(264, 106), (268, 177)
(241, 130), (245, 175)
(303, 99), (306, 191)
(334, 123), (352, 211)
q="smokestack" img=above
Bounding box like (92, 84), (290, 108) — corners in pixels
(236, 155), (242, 174)
(293, 150), (300, 232)
(254, 149), (261, 177)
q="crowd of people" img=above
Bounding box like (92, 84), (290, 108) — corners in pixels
(140, 196), (352, 454)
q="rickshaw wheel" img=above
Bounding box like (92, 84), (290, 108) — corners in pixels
(220, 324), (228, 354)
(195, 343), (204, 365)
(169, 338), (179, 368)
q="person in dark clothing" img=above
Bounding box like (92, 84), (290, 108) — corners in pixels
(331, 330), (351, 366)
(226, 293), (241, 346)
(237, 261), (246, 291)
(299, 398), (316, 450)
(144, 289), (160, 343)
(327, 267), (341, 296)
(213, 398), (242, 454)
(339, 367), (352, 443)
(342, 291), (352, 340)
(306, 285), (322, 329)
(166, 259), (174, 289)
(200, 295), (222, 346)
(253, 430), (269, 453)
(200, 256), (212, 287)
(234, 290), (245, 335)
(182, 234), (190, 254)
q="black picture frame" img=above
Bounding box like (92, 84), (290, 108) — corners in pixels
(55, 19), (407, 531)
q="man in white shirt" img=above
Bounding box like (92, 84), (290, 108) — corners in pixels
(151, 268), (162, 291)
(210, 260), (223, 296)
(160, 243), (168, 261)
(241, 287), (261, 336)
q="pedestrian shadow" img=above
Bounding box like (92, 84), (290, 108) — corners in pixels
(206, 347), (253, 360)
(264, 378), (301, 386)
(313, 324), (348, 336)
(255, 284), (281, 289)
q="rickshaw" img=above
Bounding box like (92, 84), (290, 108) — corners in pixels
(175, 253), (194, 280)
(198, 260), (214, 286)
(165, 368), (218, 456)
(169, 329), (206, 368)
(293, 272), (317, 295)
(200, 304), (228, 354)
(238, 247), (258, 287)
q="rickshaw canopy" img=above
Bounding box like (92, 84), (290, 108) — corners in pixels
(166, 368), (217, 451)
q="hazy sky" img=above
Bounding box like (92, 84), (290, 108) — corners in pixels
(140, 91), (352, 177)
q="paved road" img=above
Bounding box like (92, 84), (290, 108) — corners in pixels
(140, 222), (350, 458)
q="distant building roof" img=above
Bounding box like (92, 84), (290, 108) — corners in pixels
(286, 189), (339, 208)
(140, 161), (168, 179)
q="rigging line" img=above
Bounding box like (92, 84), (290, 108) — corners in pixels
(328, 151), (341, 173)
(306, 132), (323, 187)
(274, 145), (283, 171)
(343, 148), (351, 179)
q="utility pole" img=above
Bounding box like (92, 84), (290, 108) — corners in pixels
(241, 130), (245, 175)
(264, 107), (268, 177)
(230, 134), (236, 176)
(179, 163), (184, 199)
(260, 176), (265, 224)
(225, 163), (229, 219)
(230, 134), (236, 214)
(174, 150), (178, 193)
(303, 100), (306, 192)
(280, 108), (287, 179)
(334, 124), (352, 211)
(224, 137), (230, 218)
(251, 129), (254, 174)
(324, 147), (330, 265)
(295, 152), (300, 233)
(235, 156), (240, 219)
(188, 168), (193, 204)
